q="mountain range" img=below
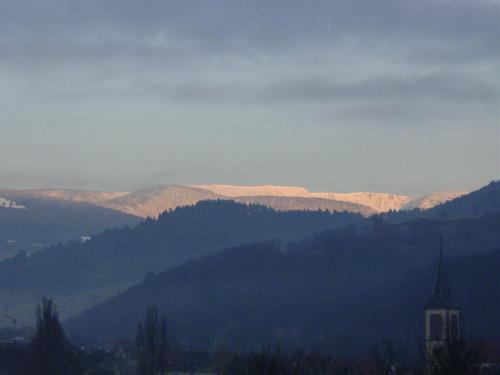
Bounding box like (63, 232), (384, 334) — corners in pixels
(2, 184), (468, 219)
(0, 184), (468, 255)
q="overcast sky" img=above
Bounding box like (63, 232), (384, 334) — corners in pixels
(0, 0), (498, 194)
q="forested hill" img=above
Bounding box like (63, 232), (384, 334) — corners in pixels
(0, 200), (364, 296)
(387, 180), (500, 222)
(67, 213), (500, 351)
(427, 180), (500, 217)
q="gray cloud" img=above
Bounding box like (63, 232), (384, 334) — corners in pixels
(0, 0), (498, 66)
(139, 73), (498, 106)
(1, 0), (497, 110)
(263, 74), (499, 104)
(0, 0), (497, 193)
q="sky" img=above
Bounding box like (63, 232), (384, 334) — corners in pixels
(0, 0), (498, 195)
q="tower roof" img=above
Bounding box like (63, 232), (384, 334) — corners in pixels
(425, 240), (457, 309)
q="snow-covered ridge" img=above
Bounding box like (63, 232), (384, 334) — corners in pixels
(7, 184), (468, 218)
(193, 185), (467, 213)
(310, 192), (414, 213)
(402, 191), (468, 210)
(27, 190), (128, 204)
(192, 184), (311, 198)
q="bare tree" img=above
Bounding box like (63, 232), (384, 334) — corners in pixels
(244, 347), (287, 375)
(427, 339), (485, 375)
(32, 297), (81, 375)
(370, 339), (400, 375)
(136, 306), (168, 375)
(224, 348), (362, 375)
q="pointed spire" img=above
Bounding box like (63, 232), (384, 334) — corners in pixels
(425, 238), (456, 309)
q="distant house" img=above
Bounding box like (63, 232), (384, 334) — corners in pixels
(80, 236), (92, 243)
(0, 342), (32, 375)
(481, 341), (500, 372)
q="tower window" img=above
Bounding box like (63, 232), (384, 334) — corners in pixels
(450, 314), (459, 340)
(430, 314), (443, 341)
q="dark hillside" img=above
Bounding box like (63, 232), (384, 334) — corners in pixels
(67, 214), (500, 351)
(388, 180), (500, 222)
(0, 189), (140, 257)
(0, 200), (363, 299)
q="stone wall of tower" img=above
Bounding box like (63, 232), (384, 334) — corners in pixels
(424, 308), (461, 354)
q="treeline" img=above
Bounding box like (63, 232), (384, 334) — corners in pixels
(2, 299), (494, 375)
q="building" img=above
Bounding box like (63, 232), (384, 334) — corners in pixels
(424, 243), (461, 358)
(0, 342), (32, 375)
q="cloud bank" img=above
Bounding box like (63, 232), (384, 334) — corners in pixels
(0, 0), (498, 192)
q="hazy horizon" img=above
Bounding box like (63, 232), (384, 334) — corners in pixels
(0, 179), (493, 197)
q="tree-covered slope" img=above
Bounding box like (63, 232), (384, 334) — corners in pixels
(67, 214), (500, 351)
(426, 180), (500, 217)
(388, 180), (500, 222)
(0, 200), (364, 296)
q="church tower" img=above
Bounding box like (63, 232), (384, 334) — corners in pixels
(424, 240), (461, 357)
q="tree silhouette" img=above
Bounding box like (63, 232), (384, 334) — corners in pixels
(245, 348), (286, 375)
(370, 339), (400, 375)
(136, 306), (168, 375)
(224, 348), (364, 375)
(427, 339), (485, 375)
(32, 297), (81, 375)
